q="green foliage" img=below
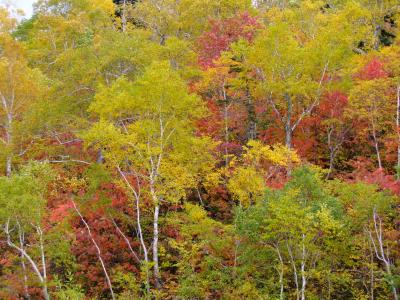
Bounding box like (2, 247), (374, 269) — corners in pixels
(0, 161), (53, 223)
(168, 203), (234, 298)
(112, 267), (141, 299)
(327, 179), (395, 228)
(234, 166), (396, 299)
(52, 271), (85, 300)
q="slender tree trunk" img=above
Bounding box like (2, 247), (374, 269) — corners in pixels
(72, 202), (115, 300)
(5, 113), (13, 177)
(327, 151), (335, 178)
(371, 118), (382, 169)
(284, 93), (294, 175)
(222, 84), (230, 167)
(369, 240), (375, 300)
(233, 238), (240, 277)
(275, 244), (285, 300)
(326, 127), (335, 179)
(6, 156), (12, 177)
(300, 234), (307, 300)
(287, 241), (300, 300)
(0, 89), (13, 176)
(111, 218), (140, 263)
(368, 209), (398, 300)
(373, 24), (381, 50)
(121, 0), (127, 32)
(196, 187), (204, 206)
(117, 167), (150, 292)
(18, 226), (30, 300)
(149, 175), (161, 288)
(5, 220), (48, 300)
(96, 148), (104, 164)
(136, 197), (150, 293)
(285, 94), (293, 149)
(245, 89), (257, 140)
(36, 226), (49, 300)
(152, 204), (161, 289)
(385, 264), (398, 300)
(251, 0), (259, 8)
(21, 255), (30, 300)
(223, 101), (229, 167)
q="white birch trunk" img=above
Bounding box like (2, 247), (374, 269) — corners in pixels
(368, 209), (398, 300)
(72, 201), (115, 300)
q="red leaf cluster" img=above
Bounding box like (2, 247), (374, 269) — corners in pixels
(197, 12), (261, 69)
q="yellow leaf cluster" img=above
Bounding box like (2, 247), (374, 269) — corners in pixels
(227, 140), (300, 207)
(242, 140), (300, 167)
(227, 166), (265, 207)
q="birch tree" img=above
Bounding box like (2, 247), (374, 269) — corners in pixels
(84, 61), (215, 289)
(0, 9), (45, 176)
(248, 1), (371, 149)
(0, 162), (53, 299)
(367, 208), (398, 300)
(236, 167), (345, 299)
(349, 78), (393, 169)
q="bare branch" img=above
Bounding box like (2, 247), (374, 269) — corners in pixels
(71, 201), (116, 300)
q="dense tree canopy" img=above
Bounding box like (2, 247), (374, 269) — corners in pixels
(0, 0), (399, 299)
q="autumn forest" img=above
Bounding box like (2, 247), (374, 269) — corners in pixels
(0, 0), (399, 299)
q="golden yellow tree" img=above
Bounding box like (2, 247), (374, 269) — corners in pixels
(0, 9), (46, 176)
(227, 140), (300, 207)
(84, 61), (215, 290)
